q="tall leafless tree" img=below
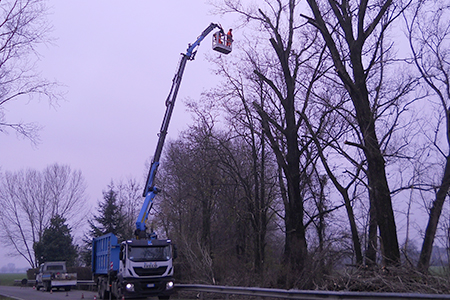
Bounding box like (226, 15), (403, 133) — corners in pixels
(0, 0), (61, 143)
(116, 178), (142, 239)
(301, 106), (365, 265)
(0, 163), (87, 267)
(405, 0), (450, 272)
(156, 106), (225, 283)
(208, 53), (280, 276)
(219, 1), (313, 279)
(215, 0), (364, 284)
(301, 0), (417, 265)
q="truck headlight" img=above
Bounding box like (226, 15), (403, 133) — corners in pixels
(126, 283), (135, 292)
(166, 281), (174, 290)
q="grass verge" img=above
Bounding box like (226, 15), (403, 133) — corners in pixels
(0, 273), (27, 286)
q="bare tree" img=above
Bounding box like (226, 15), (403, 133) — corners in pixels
(215, 0), (363, 285)
(300, 0), (418, 265)
(405, 0), (450, 272)
(0, 0), (61, 143)
(116, 178), (142, 239)
(156, 110), (224, 283)
(219, 0), (314, 279)
(301, 108), (364, 265)
(208, 53), (282, 277)
(0, 163), (87, 267)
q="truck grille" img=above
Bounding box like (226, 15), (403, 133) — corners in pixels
(133, 266), (167, 276)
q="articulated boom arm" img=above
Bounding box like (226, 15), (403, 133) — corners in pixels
(135, 23), (224, 238)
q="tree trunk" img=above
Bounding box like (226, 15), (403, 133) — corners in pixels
(407, 1), (450, 273)
(284, 196), (307, 271)
(344, 192), (364, 265)
(305, 0), (400, 265)
(284, 98), (308, 276)
(366, 192), (378, 266)
(201, 192), (212, 252)
(302, 114), (363, 265)
(257, 106), (308, 285)
(348, 42), (399, 265)
(253, 12), (308, 282)
(350, 80), (400, 265)
(258, 120), (267, 274)
(418, 155), (450, 272)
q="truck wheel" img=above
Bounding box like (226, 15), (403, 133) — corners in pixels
(158, 296), (170, 300)
(98, 281), (104, 299)
(117, 288), (123, 300)
(98, 279), (109, 300)
(65, 286), (71, 291)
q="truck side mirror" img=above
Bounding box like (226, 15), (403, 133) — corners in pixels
(173, 244), (178, 260)
(119, 244), (124, 261)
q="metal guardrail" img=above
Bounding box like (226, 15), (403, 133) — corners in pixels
(76, 280), (96, 291)
(14, 279), (96, 286)
(175, 284), (450, 300)
(76, 280), (95, 286)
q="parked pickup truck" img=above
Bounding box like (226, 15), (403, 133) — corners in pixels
(35, 261), (77, 292)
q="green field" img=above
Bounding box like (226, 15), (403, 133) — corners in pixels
(0, 273), (27, 286)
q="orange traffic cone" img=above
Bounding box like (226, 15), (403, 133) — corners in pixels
(94, 296), (97, 300)
(81, 292), (84, 299)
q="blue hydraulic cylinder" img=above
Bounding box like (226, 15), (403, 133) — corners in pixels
(136, 189), (157, 232)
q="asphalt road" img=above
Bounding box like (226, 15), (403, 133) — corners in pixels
(0, 286), (165, 300)
(0, 286), (98, 300)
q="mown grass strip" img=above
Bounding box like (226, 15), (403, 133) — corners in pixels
(0, 274), (27, 286)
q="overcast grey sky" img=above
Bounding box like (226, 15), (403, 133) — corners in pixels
(0, 0), (235, 268)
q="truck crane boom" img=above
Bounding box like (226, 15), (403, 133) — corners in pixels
(135, 23), (230, 238)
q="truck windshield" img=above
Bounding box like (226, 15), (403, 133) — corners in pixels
(128, 245), (171, 262)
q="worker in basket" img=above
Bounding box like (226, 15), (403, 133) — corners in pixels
(215, 31), (223, 44)
(227, 28), (233, 46)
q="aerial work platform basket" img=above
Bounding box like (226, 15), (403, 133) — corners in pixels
(212, 31), (232, 54)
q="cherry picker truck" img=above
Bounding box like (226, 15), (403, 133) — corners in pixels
(91, 23), (232, 300)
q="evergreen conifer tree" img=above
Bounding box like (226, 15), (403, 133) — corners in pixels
(81, 183), (129, 266)
(88, 184), (128, 241)
(34, 215), (77, 267)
